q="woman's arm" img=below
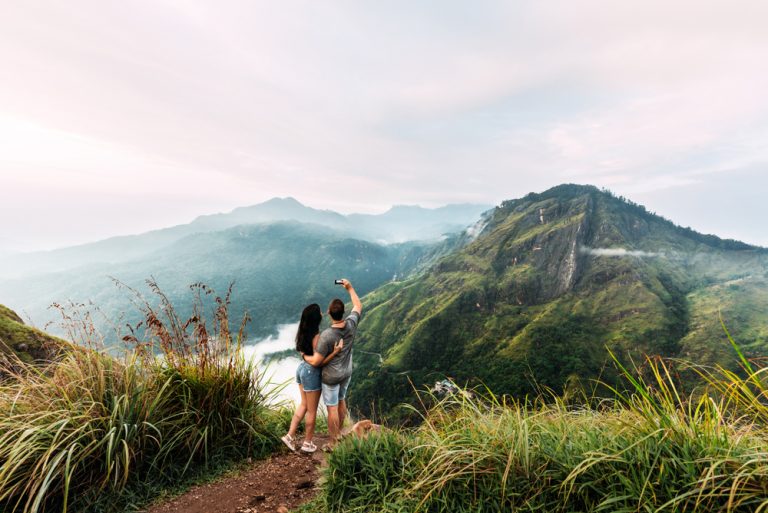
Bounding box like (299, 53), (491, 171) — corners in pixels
(303, 338), (343, 367)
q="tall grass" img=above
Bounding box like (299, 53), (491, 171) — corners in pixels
(322, 350), (768, 512)
(0, 281), (285, 513)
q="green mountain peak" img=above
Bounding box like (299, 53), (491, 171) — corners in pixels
(350, 185), (768, 418)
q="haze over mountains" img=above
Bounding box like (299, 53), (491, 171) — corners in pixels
(0, 198), (489, 338)
(0, 198), (490, 280)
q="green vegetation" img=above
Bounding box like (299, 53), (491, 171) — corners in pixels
(680, 278), (768, 367)
(317, 348), (768, 512)
(0, 284), (286, 513)
(351, 184), (768, 419)
(0, 304), (65, 366)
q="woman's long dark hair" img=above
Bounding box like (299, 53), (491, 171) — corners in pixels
(296, 303), (322, 355)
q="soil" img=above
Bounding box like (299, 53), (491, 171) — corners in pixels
(143, 436), (329, 513)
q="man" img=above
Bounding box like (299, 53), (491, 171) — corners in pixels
(314, 278), (362, 447)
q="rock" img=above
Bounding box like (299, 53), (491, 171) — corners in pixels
(248, 494), (266, 505)
(277, 506), (289, 513)
(295, 479), (314, 490)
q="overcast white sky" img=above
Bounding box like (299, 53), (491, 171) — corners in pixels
(1, 1), (767, 251)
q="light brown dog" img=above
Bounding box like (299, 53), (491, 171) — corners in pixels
(342, 419), (382, 439)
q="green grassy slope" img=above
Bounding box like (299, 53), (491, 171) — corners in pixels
(679, 277), (768, 366)
(351, 185), (768, 418)
(0, 304), (64, 364)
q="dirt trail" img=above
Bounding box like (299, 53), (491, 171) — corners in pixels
(143, 436), (329, 513)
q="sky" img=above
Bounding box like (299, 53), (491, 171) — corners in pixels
(1, 1), (767, 251)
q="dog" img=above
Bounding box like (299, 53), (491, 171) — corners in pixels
(342, 419), (382, 439)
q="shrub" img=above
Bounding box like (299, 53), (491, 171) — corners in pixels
(324, 430), (415, 513)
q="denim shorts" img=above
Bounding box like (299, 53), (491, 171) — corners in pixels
(322, 375), (351, 407)
(296, 361), (322, 392)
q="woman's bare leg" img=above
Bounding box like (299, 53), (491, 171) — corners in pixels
(288, 385), (307, 438)
(303, 390), (321, 444)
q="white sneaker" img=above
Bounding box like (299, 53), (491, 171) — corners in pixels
(300, 440), (317, 453)
(281, 434), (296, 452)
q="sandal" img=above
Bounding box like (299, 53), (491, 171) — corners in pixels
(281, 433), (296, 452)
(300, 441), (317, 453)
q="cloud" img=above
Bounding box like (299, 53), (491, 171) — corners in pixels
(1, 1), (768, 248)
(580, 246), (663, 259)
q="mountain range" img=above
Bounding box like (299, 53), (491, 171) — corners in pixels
(0, 198), (490, 280)
(0, 199), (486, 339)
(349, 184), (768, 417)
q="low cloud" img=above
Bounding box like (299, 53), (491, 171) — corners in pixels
(466, 218), (489, 241)
(580, 246), (662, 258)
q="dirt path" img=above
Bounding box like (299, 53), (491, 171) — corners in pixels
(143, 436), (329, 513)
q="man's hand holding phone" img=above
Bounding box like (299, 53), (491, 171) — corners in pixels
(334, 278), (352, 290)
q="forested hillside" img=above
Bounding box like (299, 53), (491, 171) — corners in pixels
(0, 222), (450, 340)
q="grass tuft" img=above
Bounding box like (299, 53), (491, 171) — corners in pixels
(322, 347), (768, 512)
(0, 281), (285, 513)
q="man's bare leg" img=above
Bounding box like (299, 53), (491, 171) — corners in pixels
(338, 399), (348, 434)
(327, 404), (340, 441)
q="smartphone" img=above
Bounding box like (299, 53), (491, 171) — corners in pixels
(334, 279), (344, 285)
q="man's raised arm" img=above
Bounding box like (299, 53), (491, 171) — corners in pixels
(341, 279), (362, 314)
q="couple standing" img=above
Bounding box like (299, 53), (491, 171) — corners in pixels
(281, 279), (362, 453)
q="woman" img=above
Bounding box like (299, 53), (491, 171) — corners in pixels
(281, 303), (342, 453)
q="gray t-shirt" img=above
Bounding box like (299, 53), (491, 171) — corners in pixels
(317, 310), (361, 385)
